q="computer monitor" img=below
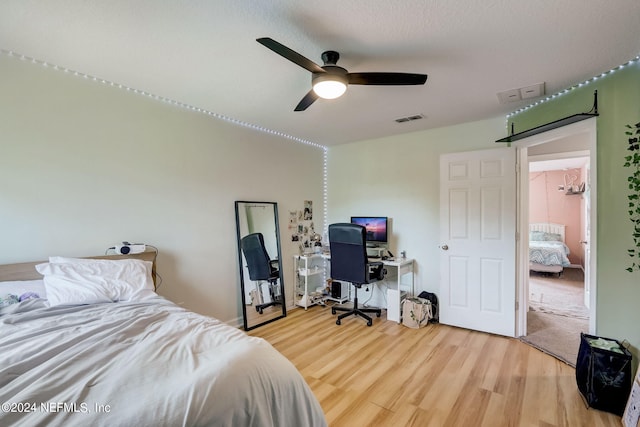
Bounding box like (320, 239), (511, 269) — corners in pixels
(350, 216), (388, 245)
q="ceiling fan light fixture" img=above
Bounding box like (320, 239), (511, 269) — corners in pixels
(256, 38), (428, 111)
(312, 74), (347, 99)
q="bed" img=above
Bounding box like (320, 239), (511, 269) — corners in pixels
(529, 223), (571, 274)
(0, 252), (326, 427)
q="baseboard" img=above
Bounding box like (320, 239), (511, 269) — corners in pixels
(227, 316), (243, 329)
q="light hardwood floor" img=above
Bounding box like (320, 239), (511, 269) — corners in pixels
(249, 304), (621, 427)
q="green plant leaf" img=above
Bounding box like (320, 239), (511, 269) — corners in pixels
(623, 123), (640, 273)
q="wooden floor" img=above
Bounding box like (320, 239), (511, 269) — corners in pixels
(249, 304), (621, 427)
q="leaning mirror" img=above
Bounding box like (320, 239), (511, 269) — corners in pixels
(235, 201), (286, 330)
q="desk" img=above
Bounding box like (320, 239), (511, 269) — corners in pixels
(381, 258), (415, 323)
(304, 253), (415, 323)
(324, 254), (415, 323)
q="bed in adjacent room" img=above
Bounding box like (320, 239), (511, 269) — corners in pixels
(0, 252), (326, 427)
(529, 222), (571, 275)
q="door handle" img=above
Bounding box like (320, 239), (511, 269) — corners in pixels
(580, 240), (588, 244)
(440, 244), (449, 251)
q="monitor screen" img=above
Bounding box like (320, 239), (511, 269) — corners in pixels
(350, 217), (388, 244)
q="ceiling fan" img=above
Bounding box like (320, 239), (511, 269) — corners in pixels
(257, 37), (428, 111)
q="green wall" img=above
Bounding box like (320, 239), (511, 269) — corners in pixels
(510, 61), (640, 359)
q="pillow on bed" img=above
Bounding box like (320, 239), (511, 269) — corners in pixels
(48, 256), (154, 280)
(545, 232), (562, 242)
(530, 231), (562, 242)
(35, 259), (155, 307)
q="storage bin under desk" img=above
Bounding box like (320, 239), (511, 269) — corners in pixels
(382, 258), (414, 323)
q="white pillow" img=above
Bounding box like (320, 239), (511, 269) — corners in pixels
(48, 256), (155, 278)
(35, 259), (156, 307)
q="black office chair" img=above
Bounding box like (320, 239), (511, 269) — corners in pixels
(240, 232), (281, 314)
(329, 223), (385, 326)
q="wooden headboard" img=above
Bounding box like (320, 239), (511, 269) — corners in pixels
(529, 222), (566, 242)
(0, 250), (158, 286)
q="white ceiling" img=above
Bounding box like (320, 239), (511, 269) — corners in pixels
(529, 156), (589, 172)
(2, 1), (640, 146)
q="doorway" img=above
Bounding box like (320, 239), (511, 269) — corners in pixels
(515, 118), (597, 365)
(523, 153), (590, 364)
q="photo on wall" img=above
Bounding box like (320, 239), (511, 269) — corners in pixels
(304, 200), (312, 220)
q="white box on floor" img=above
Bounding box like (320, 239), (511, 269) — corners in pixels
(387, 289), (400, 322)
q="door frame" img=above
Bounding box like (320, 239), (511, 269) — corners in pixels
(513, 118), (597, 337)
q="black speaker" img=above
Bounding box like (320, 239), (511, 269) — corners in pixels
(331, 281), (343, 298)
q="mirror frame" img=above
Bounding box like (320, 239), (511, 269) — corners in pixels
(234, 201), (286, 331)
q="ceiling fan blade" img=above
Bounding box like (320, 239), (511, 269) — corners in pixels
(294, 90), (319, 111)
(257, 37), (325, 74)
(348, 72), (428, 85)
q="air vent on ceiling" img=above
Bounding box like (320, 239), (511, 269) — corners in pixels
(395, 114), (424, 123)
(497, 82), (545, 104)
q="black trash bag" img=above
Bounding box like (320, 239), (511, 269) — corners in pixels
(575, 332), (632, 416)
(417, 291), (438, 323)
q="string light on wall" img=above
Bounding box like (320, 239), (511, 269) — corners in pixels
(498, 56), (639, 142)
(1, 47), (331, 249)
(323, 148), (329, 233)
(0, 49), (328, 151)
(506, 55), (640, 120)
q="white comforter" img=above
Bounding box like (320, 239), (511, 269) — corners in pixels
(0, 297), (326, 427)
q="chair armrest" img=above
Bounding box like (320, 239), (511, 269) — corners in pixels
(366, 261), (386, 282)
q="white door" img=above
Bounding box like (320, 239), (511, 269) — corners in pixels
(439, 147), (516, 337)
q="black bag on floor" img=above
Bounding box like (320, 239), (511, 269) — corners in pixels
(575, 332), (632, 416)
(417, 291), (438, 323)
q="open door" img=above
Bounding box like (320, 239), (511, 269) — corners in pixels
(439, 147), (516, 337)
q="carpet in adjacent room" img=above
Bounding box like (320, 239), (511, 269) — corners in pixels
(522, 310), (588, 366)
(521, 268), (589, 366)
